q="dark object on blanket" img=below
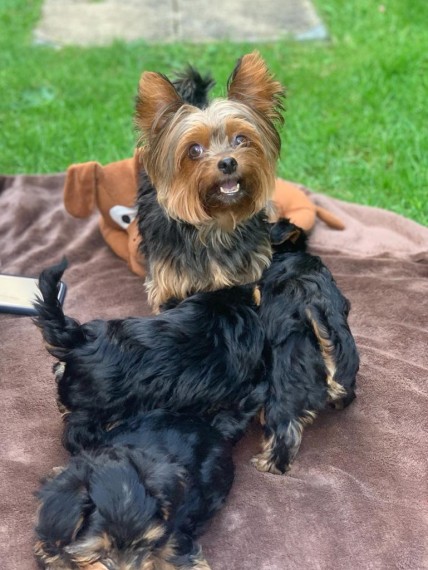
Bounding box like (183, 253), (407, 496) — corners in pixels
(34, 409), (234, 570)
(33, 259), (267, 454)
(253, 219), (359, 474)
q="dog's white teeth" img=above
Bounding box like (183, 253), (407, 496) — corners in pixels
(220, 182), (240, 194)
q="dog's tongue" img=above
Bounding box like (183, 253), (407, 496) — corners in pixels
(222, 180), (236, 189)
(220, 180), (240, 194)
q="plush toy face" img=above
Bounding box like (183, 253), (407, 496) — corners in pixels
(63, 152), (146, 276)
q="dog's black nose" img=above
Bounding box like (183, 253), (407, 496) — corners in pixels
(218, 157), (238, 174)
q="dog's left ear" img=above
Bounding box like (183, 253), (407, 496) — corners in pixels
(136, 72), (183, 138)
(227, 51), (285, 123)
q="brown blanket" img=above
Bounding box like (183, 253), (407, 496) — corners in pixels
(1, 174), (427, 570)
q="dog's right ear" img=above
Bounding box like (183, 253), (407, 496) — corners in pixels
(270, 218), (302, 245)
(64, 161), (101, 218)
(227, 51), (285, 124)
(135, 72), (183, 139)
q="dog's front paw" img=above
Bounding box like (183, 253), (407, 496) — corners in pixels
(251, 453), (288, 475)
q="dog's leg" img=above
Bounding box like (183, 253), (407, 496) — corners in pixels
(331, 386), (356, 410)
(211, 382), (268, 443)
(181, 552), (212, 570)
(252, 411), (316, 475)
(162, 537), (212, 570)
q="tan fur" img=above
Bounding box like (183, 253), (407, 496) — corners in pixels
(136, 53), (283, 310)
(67, 533), (112, 565)
(148, 543), (211, 570)
(253, 286), (261, 306)
(37, 531), (209, 570)
(252, 412), (317, 474)
(227, 51), (285, 124)
(306, 309), (346, 401)
(33, 541), (61, 568)
(136, 72), (183, 138)
(142, 101), (278, 226)
(251, 434), (283, 475)
(187, 556), (212, 570)
(142, 537), (178, 570)
(147, 245), (271, 312)
(141, 524), (166, 544)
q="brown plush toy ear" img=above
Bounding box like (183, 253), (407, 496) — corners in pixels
(64, 161), (99, 218)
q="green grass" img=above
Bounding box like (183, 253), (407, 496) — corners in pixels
(1, 0), (427, 224)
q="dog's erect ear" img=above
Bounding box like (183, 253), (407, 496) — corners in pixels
(64, 161), (101, 218)
(270, 219), (302, 245)
(227, 51), (285, 123)
(136, 72), (184, 139)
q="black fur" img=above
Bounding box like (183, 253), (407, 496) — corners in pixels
(33, 260), (267, 454)
(35, 410), (234, 570)
(255, 219), (359, 474)
(137, 171), (271, 300)
(172, 65), (215, 108)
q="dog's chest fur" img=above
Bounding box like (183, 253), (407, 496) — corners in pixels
(137, 173), (272, 308)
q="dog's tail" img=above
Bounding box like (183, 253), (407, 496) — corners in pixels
(305, 305), (346, 402)
(33, 258), (84, 358)
(173, 65), (215, 109)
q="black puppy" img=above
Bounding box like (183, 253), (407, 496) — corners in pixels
(252, 219), (359, 475)
(33, 259), (267, 454)
(34, 410), (234, 570)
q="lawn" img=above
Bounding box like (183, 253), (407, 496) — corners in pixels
(0, 0), (426, 224)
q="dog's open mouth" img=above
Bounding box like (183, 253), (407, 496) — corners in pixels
(219, 180), (240, 195)
(206, 177), (249, 209)
(211, 178), (244, 199)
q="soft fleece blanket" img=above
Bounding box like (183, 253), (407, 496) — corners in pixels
(1, 173), (427, 570)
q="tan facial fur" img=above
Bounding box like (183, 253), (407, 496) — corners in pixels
(135, 51), (284, 227)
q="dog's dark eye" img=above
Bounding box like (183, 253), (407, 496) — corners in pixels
(188, 144), (204, 159)
(232, 134), (248, 147)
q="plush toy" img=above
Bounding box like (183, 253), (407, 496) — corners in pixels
(272, 178), (345, 232)
(63, 154), (344, 277)
(64, 151), (145, 277)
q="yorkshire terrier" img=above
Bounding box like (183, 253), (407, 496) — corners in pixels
(135, 51), (285, 311)
(34, 410), (234, 570)
(33, 259), (267, 454)
(252, 219), (359, 474)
